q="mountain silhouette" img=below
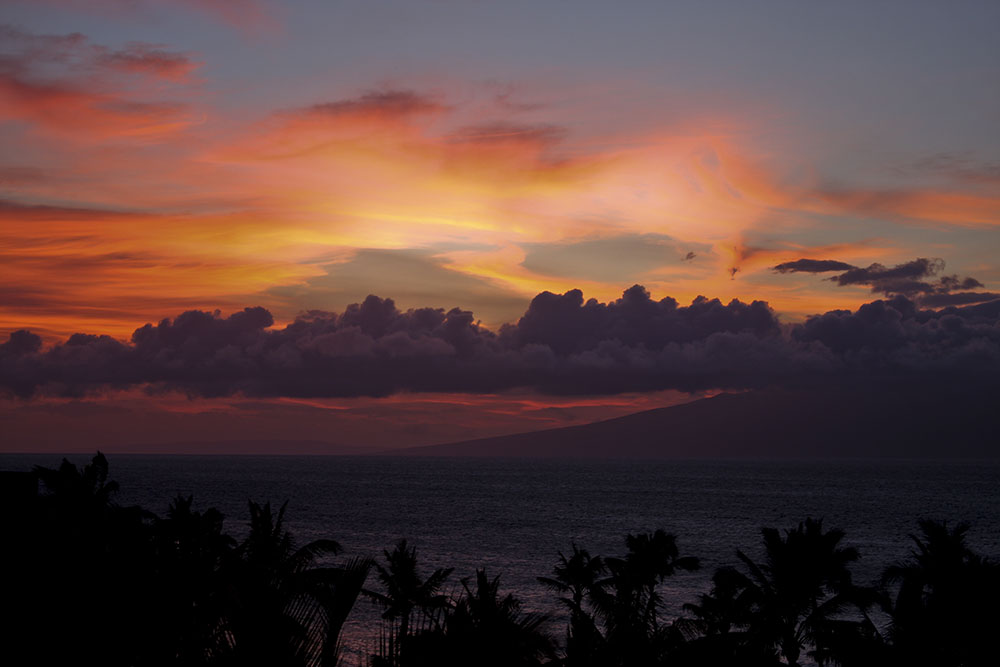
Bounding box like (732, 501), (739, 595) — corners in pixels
(396, 383), (997, 459)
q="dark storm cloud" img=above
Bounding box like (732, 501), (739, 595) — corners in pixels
(777, 256), (995, 308)
(500, 285), (779, 354)
(1, 330), (42, 355)
(792, 295), (1000, 373)
(916, 291), (1000, 308)
(833, 258), (991, 305)
(831, 257), (943, 290)
(3, 285), (998, 399)
(772, 259), (857, 273)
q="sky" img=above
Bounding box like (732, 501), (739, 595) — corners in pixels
(1, 0), (999, 452)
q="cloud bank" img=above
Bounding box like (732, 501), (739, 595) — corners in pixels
(773, 256), (999, 307)
(3, 285), (998, 399)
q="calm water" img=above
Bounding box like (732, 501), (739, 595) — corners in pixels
(5, 454), (1000, 655)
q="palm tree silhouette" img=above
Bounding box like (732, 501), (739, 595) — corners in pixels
(735, 518), (863, 667)
(538, 544), (607, 665)
(673, 565), (782, 666)
(881, 519), (1000, 666)
(153, 494), (237, 664)
(32, 451), (119, 514)
(364, 538), (453, 666)
(539, 544), (606, 617)
(681, 566), (757, 637)
(445, 569), (556, 667)
(590, 529), (699, 666)
(8, 454), (370, 666)
(227, 499), (371, 667)
(21, 452), (158, 666)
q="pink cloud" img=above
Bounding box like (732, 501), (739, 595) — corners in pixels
(0, 26), (200, 140)
(175, 0), (276, 34)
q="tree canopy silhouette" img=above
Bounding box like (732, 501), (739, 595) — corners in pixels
(3, 453), (997, 667)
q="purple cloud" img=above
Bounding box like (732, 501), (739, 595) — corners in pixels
(3, 285), (999, 399)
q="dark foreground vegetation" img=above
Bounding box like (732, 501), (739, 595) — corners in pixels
(3, 454), (998, 666)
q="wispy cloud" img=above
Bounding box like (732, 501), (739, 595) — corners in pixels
(99, 42), (203, 82)
(898, 152), (1000, 187)
(813, 187), (1000, 228)
(9, 0), (277, 34)
(0, 25), (200, 141)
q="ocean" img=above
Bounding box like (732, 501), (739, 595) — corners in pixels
(5, 454), (1000, 656)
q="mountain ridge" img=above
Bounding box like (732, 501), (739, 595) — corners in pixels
(395, 384), (997, 458)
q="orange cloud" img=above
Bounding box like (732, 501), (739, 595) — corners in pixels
(4, 77), (997, 341)
(0, 201), (323, 340)
(211, 94), (784, 251)
(814, 188), (1000, 228)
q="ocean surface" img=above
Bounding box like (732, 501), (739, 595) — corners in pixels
(5, 454), (1000, 656)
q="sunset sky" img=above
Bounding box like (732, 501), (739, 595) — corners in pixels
(2, 1), (998, 452)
